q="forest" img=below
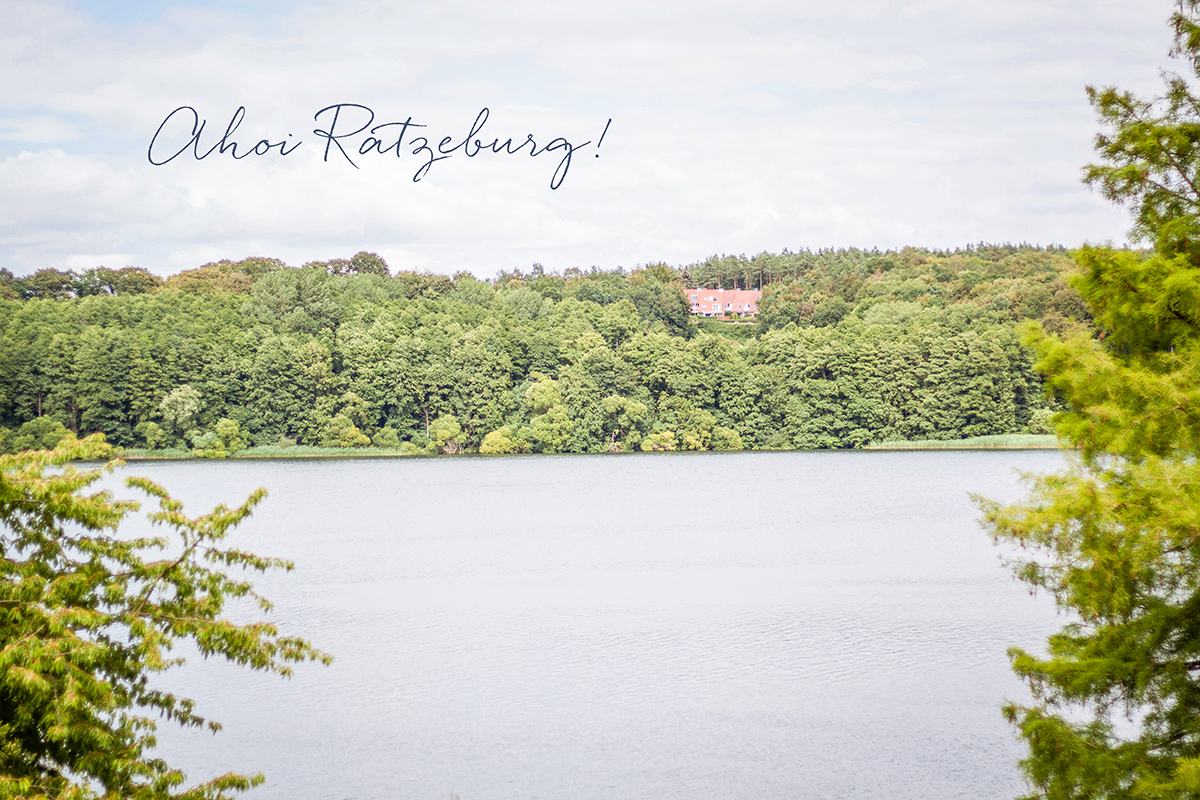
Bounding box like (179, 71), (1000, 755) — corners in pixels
(0, 243), (1094, 456)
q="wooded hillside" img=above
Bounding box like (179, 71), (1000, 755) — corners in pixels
(0, 244), (1095, 454)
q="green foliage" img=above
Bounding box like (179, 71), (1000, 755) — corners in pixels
(135, 421), (168, 450)
(317, 414), (371, 448)
(159, 385), (203, 441)
(371, 427), (400, 449)
(525, 405), (574, 453)
(73, 267), (163, 297)
(600, 394), (649, 452)
(659, 397), (717, 451)
(191, 419), (248, 458)
(812, 296), (851, 327)
(979, 9), (1200, 796)
(0, 244), (1076, 453)
(18, 269), (77, 300)
(6, 417), (73, 453)
(640, 430), (676, 451)
(0, 436), (329, 799)
(163, 265), (251, 296)
(247, 269), (342, 336)
(427, 415), (466, 454)
(161, 257), (285, 296)
(190, 429), (228, 459)
(1027, 408), (1056, 435)
(0, 270), (19, 302)
(479, 426), (531, 454)
(304, 252), (389, 277)
(214, 419), (246, 453)
(1083, 4), (1200, 258)
(711, 426), (744, 451)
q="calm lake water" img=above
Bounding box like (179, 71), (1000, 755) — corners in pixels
(110, 450), (1065, 800)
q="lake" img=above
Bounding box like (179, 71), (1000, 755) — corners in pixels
(111, 449), (1065, 800)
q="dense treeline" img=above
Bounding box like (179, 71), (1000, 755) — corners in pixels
(0, 245), (1093, 454)
(682, 241), (1066, 288)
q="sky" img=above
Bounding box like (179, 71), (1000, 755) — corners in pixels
(0, 0), (1180, 278)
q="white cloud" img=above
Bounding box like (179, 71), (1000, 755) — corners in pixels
(0, 0), (1171, 275)
(64, 252), (135, 269)
(0, 117), (82, 143)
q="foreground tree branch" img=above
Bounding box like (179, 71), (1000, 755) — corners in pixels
(0, 436), (331, 799)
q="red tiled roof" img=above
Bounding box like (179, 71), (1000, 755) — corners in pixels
(687, 288), (762, 315)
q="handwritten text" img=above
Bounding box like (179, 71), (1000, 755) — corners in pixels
(147, 105), (610, 190)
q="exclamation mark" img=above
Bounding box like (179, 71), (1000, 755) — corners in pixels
(595, 119), (611, 157)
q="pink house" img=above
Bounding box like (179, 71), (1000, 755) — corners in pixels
(687, 288), (762, 318)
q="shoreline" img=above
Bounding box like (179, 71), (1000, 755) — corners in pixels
(112, 435), (1063, 461)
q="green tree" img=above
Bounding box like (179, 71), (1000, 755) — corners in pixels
(371, 427), (400, 449)
(224, 257), (287, 282)
(710, 425), (743, 451)
(19, 270), (76, 300)
(811, 295), (850, 327)
(524, 374), (564, 416)
(317, 414), (371, 448)
(73, 267), (163, 297)
(163, 265), (253, 296)
(242, 336), (332, 444)
(525, 405), (574, 453)
(479, 426), (531, 454)
(427, 414), (467, 454)
(657, 396), (716, 451)
(639, 430), (676, 451)
(7, 416), (75, 453)
(0, 246), (1080, 454)
(215, 418), (247, 452)
(159, 384), (203, 441)
(348, 251), (390, 277)
(0, 436), (330, 799)
(979, 7), (1200, 796)
(75, 326), (135, 444)
(247, 269), (341, 336)
(447, 335), (513, 442)
(600, 394), (649, 452)
(0, 269), (19, 301)
(522, 375), (575, 453)
(190, 429), (228, 458)
(135, 420), (168, 450)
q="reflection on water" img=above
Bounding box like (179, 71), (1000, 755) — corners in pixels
(114, 450), (1063, 799)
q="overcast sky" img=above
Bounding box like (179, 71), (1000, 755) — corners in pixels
(0, 0), (1180, 278)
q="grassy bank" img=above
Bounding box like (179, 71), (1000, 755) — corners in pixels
(865, 434), (1059, 450)
(120, 445), (412, 459)
(116, 434), (1063, 460)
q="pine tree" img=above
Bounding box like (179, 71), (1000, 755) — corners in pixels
(977, 3), (1200, 796)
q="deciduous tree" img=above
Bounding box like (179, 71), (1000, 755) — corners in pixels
(0, 436), (329, 799)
